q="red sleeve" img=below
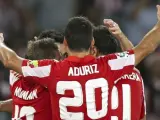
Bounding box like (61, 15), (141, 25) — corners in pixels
(103, 50), (135, 82)
(21, 59), (56, 88)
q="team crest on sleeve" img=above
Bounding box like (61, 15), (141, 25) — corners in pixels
(116, 51), (129, 59)
(27, 60), (38, 68)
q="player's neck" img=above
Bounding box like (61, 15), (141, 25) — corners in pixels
(68, 51), (90, 58)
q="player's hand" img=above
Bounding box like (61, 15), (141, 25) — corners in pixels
(0, 33), (4, 43)
(157, 5), (160, 21)
(103, 19), (123, 40)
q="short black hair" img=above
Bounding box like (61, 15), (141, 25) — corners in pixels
(26, 38), (60, 60)
(93, 25), (121, 55)
(38, 29), (64, 43)
(65, 16), (94, 52)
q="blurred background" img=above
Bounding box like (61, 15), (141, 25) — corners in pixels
(0, 0), (160, 119)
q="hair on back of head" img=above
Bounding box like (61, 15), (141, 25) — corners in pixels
(38, 29), (64, 43)
(93, 25), (121, 55)
(26, 38), (60, 60)
(65, 16), (94, 52)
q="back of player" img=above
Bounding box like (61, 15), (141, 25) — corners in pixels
(52, 56), (113, 120)
(111, 69), (145, 120)
(10, 38), (60, 120)
(20, 17), (135, 120)
(10, 70), (52, 120)
(93, 25), (146, 120)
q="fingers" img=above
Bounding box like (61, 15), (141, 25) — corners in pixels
(157, 5), (160, 11)
(157, 5), (160, 16)
(108, 27), (118, 31)
(0, 33), (3, 38)
(0, 33), (4, 43)
(104, 19), (115, 27)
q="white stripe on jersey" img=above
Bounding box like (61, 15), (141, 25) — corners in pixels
(22, 65), (51, 78)
(141, 79), (146, 115)
(108, 54), (135, 70)
(10, 72), (20, 86)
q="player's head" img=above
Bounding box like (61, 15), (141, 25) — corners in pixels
(37, 29), (64, 43)
(25, 38), (61, 60)
(93, 25), (121, 56)
(37, 29), (66, 57)
(64, 16), (94, 54)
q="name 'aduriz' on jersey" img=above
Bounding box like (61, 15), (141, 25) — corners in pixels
(68, 64), (99, 76)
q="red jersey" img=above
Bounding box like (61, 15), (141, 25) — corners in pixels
(110, 69), (146, 120)
(10, 70), (52, 120)
(21, 50), (135, 120)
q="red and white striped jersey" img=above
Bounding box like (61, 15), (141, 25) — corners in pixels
(10, 70), (52, 120)
(110, 68), (146, 120)
(21, 50), (135, 120)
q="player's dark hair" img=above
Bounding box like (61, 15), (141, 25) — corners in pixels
(26, 38), (60, 60)
(38, 29), (64, 43)
(65, 16), (94, 52)
(93, 25), (121, 55)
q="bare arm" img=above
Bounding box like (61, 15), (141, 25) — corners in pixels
(103, 5), (160, 66)
(134, 19), (160, 65)
(0, 99), (12, 113)
(115, 32), (134, 51)
(133, 5), (160, 65)
(104, 19), (134, 51)
(0, 34), (24, 74)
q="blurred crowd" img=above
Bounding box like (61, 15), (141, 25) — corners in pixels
(0, 0), (160, 119)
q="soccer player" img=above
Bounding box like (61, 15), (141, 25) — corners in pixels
(8, 38), (60, 120)
(0, 5), (160, 120)
(0, 30), (64, 114)
(93, 22), (146, 120)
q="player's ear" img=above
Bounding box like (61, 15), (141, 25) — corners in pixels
(90, 46), (97, 57)
(63, 37), (68, 47)
(91, 38), (95, 47)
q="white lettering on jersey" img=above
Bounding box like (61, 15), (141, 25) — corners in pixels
(115, 72), (141, 84)
(68, 64), (99, 76)
(56, 78), (108, 120)
(14, 87), (38, 100)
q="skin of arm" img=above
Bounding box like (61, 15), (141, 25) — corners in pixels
(104, 19), (134, 51)
(104, 5), (160, 66)
(0, 35), (23, 74)
(133, 20), (160, 65)
(0, 99), (13, 113)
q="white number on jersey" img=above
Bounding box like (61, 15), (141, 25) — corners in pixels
(111, 84), (131, 120)
(13, 105), (36, 120)
(56, 78), (108, 120)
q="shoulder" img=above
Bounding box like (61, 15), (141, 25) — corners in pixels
(22, 59), (58, 67)
(133, 68), (143, 81)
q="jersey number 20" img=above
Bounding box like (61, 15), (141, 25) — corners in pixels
(57, 78), (131, 120)
(57, 78), (108, 120)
